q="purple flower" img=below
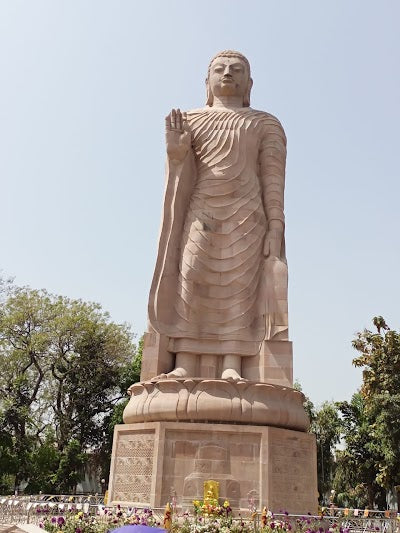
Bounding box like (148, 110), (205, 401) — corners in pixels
(39, 523), (43, 529)
(76, 529), (82, 533)
(57, 516), (65, 526)
(51, 517), (57, 523)
(271, 522), (275, 529)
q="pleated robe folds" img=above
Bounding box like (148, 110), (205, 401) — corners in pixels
(148, 108), (287, 357)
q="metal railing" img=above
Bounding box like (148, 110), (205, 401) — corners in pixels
(1, 498), (399, 532)
(0, 497), (104, 525)
(317, 507), (399, 533)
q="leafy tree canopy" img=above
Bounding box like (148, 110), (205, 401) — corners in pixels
(352, 317), (400, 490)
(0, 280), (140, 493)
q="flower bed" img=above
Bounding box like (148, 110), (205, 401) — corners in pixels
(39, 506), (162, 533)
(38, 502), (360, 533)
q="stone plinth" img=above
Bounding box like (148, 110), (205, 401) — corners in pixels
(242, 340), (293, 387)
(123, 378), (308, 431)
(108, 421), (318, 514)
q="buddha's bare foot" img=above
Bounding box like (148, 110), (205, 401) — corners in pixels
(151, 367), (189, 381)
(150, 373), (166, 382)
(221, 368), (242, 381)
(221, 354), (242, 381)
(166, 367), (189, 378)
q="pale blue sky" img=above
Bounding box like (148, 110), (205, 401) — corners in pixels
(1, 1), (399, 406)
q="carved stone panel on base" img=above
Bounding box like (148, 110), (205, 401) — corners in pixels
(268, 427), (318, 513)
(109, 429), (155, 504)
(108, 422), (318, 514)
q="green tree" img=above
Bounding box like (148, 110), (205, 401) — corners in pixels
(47, 297), (134, 453)
(24, 430), (60, 494)
(352, 317), (400, 503)
(295, 382), (341, 504)
(333, 393), (386, 509)
(51, 439), (87, 493)
(0, 412), (18, 493)
(312, 402), (341, 504)
(0, 282), (137, 493)
(0, 287), (55, 489)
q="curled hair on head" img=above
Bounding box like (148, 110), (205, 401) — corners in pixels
(206, 50), (252, 107)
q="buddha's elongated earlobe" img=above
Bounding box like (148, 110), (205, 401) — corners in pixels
(243, 78), (253, 107)
(206, 78), (213, 106)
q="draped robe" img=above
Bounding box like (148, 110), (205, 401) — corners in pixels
(148, 107), (287, 357)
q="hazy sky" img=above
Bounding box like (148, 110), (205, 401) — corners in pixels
(1, 0), (399, 406)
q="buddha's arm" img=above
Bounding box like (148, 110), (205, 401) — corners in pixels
(259, 119), (287, 259)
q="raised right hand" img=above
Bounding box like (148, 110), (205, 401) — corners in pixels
(165, 108), (191, 162)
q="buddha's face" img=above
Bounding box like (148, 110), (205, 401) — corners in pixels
(208, 56), (250, 99)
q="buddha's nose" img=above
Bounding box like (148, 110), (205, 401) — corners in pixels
(223, 65), (233, 76)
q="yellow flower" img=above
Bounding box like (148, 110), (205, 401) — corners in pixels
(223, 500), (230, 508)
(76, 512), (84, 518)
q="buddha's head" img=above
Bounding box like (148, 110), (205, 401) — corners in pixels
(206, 50), (253, 107)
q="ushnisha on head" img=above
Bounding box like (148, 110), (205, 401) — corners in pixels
(206, 50), (253, 107)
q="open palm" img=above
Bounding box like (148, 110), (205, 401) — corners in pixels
(165, 108), (191, 161)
